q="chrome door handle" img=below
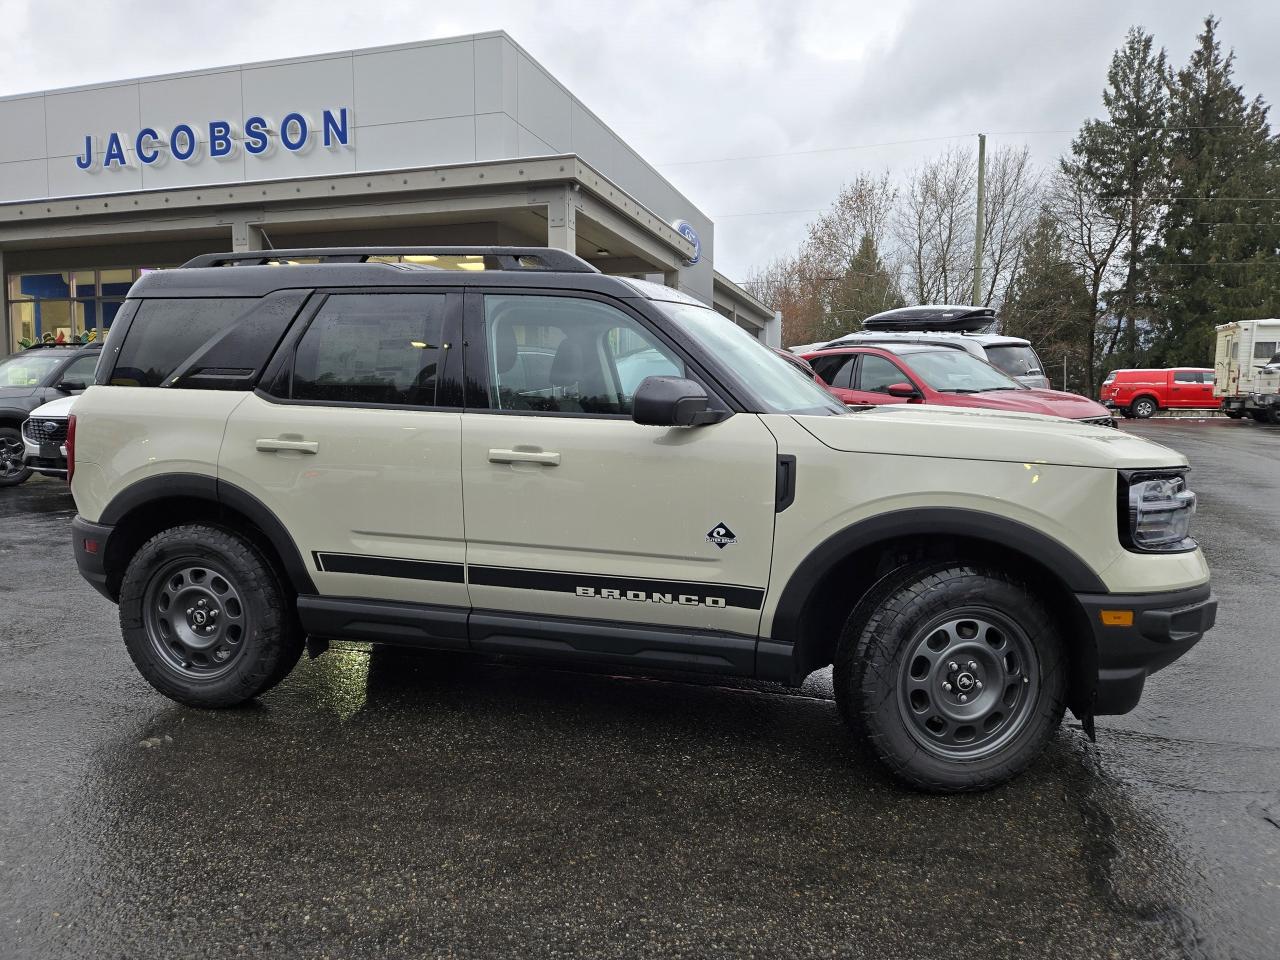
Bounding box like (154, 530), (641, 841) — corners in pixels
(488, 448), (560, 466)
(256, 438), (319, 454)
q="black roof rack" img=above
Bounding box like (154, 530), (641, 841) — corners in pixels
(180, 247), (599, 273)
(862, 305), (996, 333)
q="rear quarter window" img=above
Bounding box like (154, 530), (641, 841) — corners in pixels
(108, 293), (305, 389)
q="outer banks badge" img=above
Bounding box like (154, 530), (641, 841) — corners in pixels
(706, 523), (737, 549)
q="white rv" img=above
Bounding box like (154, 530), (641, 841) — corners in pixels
(1214, 319), (1280, 422)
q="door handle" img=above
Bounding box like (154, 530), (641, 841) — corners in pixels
(256, 438), (319, 454)
(488, 448), (560, 466)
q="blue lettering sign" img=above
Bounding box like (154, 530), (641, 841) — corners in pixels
(322, 108), (349, 147)
(103, 133), (127, 168)
(75, 136), (94, 170)
(209, 120), (234, 158)
(170, 124), (198, 161)
(244, 116), (270, 155)
(136, 128), (161, 165)
(281, 113), (308, 152)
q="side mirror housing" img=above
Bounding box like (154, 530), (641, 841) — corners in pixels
(632, 377), (728, 427)
(56, 380), (87, 393)
(886, 382), (919, 398)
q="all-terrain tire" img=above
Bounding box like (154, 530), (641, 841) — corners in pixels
(834, 561), (1067, 793)
(119, 523), (303, 707)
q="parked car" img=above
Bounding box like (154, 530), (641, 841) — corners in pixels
(1213, 319), (1280, 422)
(821, 306), (1051, 389)
(1100, 368), (1217, 419)
(0, 342), (101, 486)
(68, 245), (1214, 793)
(21, 395), (76, 478)
(802, 343), (1115, 426)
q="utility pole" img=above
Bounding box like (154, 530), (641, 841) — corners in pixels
(971, 132), (986, 306)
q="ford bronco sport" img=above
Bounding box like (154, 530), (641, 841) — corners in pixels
(68, 247), (1216, 792)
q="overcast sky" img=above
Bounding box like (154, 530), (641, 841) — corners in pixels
(1, 0), (1277, 280)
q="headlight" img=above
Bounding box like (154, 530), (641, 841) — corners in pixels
(1118, 470), (1197, 552)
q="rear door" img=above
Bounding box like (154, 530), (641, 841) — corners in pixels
(219, 289), (469, 613)
(807, 353), (857, 403)
(458, 290), (778, 646)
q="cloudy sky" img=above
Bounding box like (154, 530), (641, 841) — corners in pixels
(1, 0), (1277, 280)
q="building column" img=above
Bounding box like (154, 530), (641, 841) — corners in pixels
(546, 186), (576, 252)
(0, 248), (9, 357)
(764, 310), (783, 349)
(229, 217), (265, 252)
(662, 269), (680, 290)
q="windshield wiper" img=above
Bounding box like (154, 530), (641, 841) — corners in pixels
(978, 386), (1020, 392)
(939, 388), (982, 394)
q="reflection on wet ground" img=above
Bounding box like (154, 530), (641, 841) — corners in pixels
(2, 422), (1278, 960)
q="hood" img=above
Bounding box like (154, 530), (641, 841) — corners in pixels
(0, 386), (37, 402)
(938, 388), (1109, 420)
(797, 404), (1186, 470)
(26, 395), (76, 419)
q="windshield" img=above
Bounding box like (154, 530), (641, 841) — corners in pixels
(0, 351), (64, 387)
(658, 303), (846, 415)
(906, 349), (1022, 393)
(984, 344), (1044, 378)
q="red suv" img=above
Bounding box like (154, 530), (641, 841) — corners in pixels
(1099, 368), (1216, 419)
(801, 344), (1115, 426)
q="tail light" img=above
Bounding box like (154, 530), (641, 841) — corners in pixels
(66, 414), (77, 484)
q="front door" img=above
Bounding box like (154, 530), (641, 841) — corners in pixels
(219, 290), (469, 610)
(459, 291), (778, 641)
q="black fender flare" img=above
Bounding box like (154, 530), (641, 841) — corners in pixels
(769, 507), (1108, 645)
(98, 473), (316, 595)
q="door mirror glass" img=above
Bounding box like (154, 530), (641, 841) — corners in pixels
(632, 376), (726, 427)
(886, 382), (919, 398)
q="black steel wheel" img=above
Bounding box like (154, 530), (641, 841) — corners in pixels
(142, 560), (250, 680)
(834, 561), (1067, 793)
(896, 609), (1039, 761)
(1130, 396), (1157, 419)
(0, 427), (33, 487)
(119, 523), (303, 707)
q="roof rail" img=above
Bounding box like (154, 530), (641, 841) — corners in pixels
(180, 247), (599, 273)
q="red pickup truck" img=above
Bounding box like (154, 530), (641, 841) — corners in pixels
(1099, 368), (1216, 418)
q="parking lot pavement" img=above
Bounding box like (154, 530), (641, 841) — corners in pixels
(0, 420), (1276, 960)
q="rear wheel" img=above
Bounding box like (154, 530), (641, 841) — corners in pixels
(0, 427), (33, 487)
(1224, 410), (1243, 419)
(1129, 396), (1157, 419)
(834, 562), (1067, 793)
(1250, 410), (1270, 423)
(119, 523), (303, 707)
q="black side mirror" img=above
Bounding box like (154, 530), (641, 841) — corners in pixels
(56, 380), (87, 393)
(632, 377), (727, 427)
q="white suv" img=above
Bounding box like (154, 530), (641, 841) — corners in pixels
(68, 247), (1216, 792)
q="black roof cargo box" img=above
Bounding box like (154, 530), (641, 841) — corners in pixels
(863, 305), (996, 333)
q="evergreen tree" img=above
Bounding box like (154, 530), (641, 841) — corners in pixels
(1148, 16), (1280, 366)
(1070, 26), (1171, 367)
(817, 233), (905, 342)
(1003, 211), (1094, 391)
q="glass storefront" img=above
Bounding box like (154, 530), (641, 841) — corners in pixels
(7, 266), (162, 351)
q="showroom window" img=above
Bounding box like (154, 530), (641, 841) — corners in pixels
(7, 266), (163, 352)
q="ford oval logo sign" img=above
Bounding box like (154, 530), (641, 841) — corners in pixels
(672, 219), (701, 265)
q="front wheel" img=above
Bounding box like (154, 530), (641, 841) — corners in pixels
(0, 427), (33, 487)
(834, 562), (1067, 792)
(119, 523), (303, 707)
(1130, 397), (1157, 419)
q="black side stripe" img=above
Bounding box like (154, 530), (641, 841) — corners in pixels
(468, 565), (765, 611)
(314, 552), (465, 583)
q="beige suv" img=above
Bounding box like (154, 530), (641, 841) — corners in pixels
(68, 247), (1216, 792)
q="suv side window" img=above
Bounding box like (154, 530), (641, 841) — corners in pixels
(109, 298), (262, 388)
(56, 353), (100, 387)
(289, 293), (447, 406)
(1173, 370), (1202, 383)
(484, 294), (683, 415)
(810, 354), (855, 389)
(858, 355), (908, 393)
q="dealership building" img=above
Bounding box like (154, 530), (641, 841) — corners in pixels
(0, 31), (777, 357)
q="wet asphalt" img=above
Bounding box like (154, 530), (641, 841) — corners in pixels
(0, 419), (1277, 960)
